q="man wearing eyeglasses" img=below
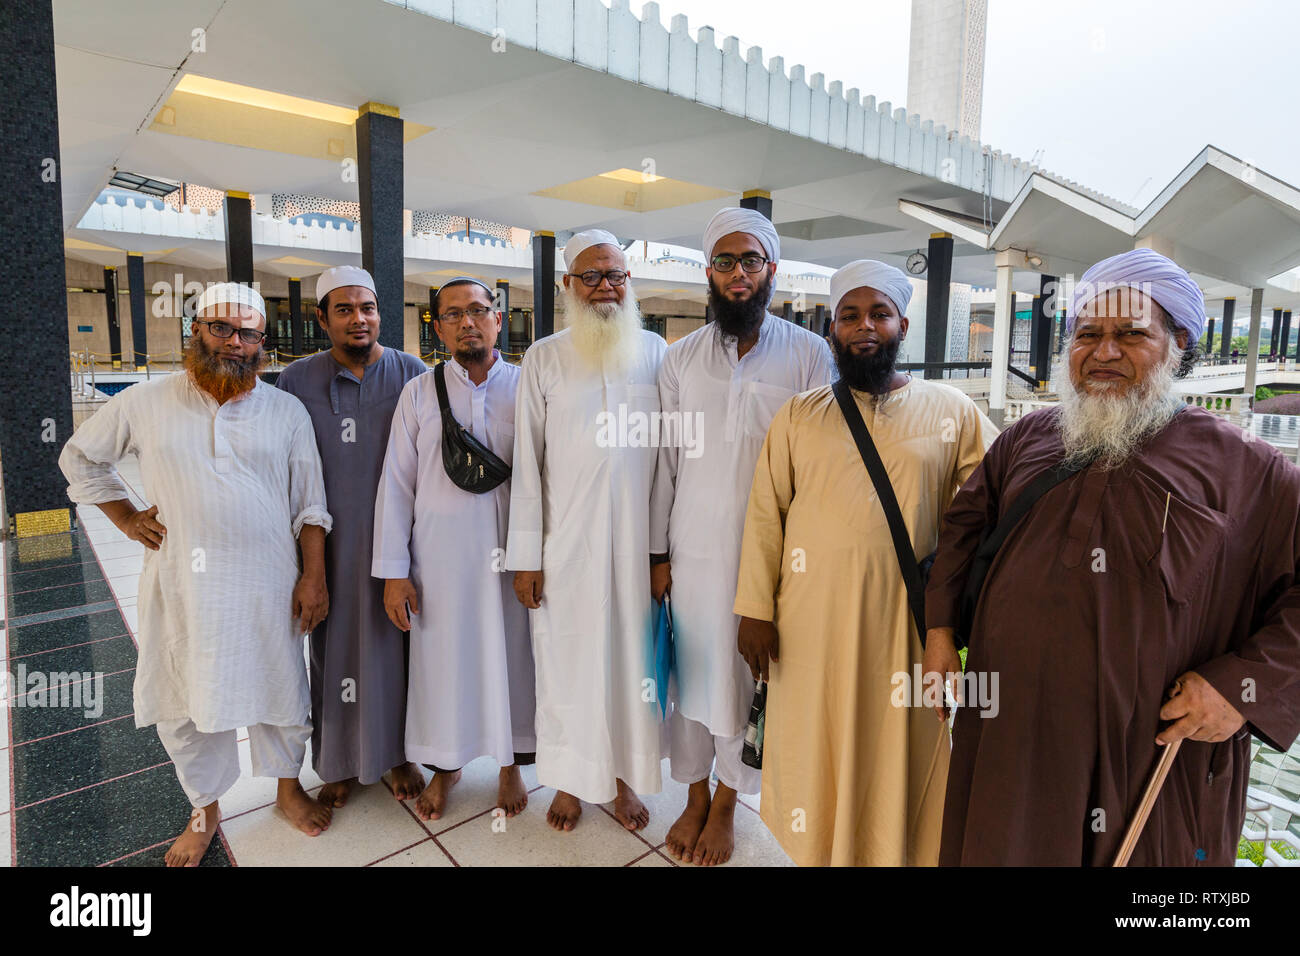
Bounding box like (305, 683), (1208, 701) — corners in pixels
(275, 266), (428, 814)
(372, 277), (536, 824)
(507, 229), (667, 832)
(649, 207), (834, 865)
(59, 282), (334, 865)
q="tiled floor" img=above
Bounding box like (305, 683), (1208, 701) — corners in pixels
(2, 455), (791, 867)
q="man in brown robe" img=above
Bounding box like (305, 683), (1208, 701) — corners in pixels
(925, 248), (1300, 866)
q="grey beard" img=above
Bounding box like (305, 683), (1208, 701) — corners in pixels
(1054, 342), (1183, 470)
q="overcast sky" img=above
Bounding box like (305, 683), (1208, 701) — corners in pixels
(661, 0), (1300, 209)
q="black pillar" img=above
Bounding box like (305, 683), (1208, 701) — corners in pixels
(127, 252), (147, 368)
(739, 189), (772, 220)
(1284, 310), (1293, 361)
(1220, 298), (1235, 359)
(795, 310), (805, 328)
(223, 192), (254, 285)
(428, 287), (442, 352)
(104, 267), (122, 368)
(1205, 317), (1216, 356)
(0, 0), (74, 532)
(1271, 307), (1283, 357)
(1031, 273), (1056, 383)
(496, 279), (510, 352)
(924, 232), (954, 379)
(356, 102), (404, 351)
(532, 232), (555, 340)
(288, 278), (304, 356)
(815, 303), (827, 336)
(782, 301), (792, 322)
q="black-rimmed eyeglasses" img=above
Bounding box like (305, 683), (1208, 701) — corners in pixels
(710, 254), (770, 274)
(568, 270), (629, 288)
(195, 320), (267, 345)
(438, 306), (495, 322)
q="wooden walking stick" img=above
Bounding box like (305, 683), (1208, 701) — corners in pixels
(1113, 737), (1183, 867)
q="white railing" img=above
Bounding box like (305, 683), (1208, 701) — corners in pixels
(1239, 788), (1300, 867)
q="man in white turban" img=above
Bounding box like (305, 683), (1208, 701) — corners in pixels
(734, 260), (993, 865)
(507, 229), (667, 831)
(59, 281), (334, 866)
(928, 248), (1300, 865)
(651, 207), (833, 865)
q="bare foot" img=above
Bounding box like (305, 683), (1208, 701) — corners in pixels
(612, 777), (649, 831)
(388, 762), (424, 801)
(692, 783), (737, 866)
(665, 780), (710, 861)
(497, 765), (528, 817)
(414, 770), (460, 821)
(165, 801), (220, 867)
(547, 790), (582, 831)
(276, 779), (332, 836)
(318, 778), (355, 808)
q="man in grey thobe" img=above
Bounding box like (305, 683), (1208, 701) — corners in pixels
(276, 266), (428, 807)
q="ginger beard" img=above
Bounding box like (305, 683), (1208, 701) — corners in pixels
(1055, 333), (1183, 470)
(563, 281), (643, 376)
(184, 331), (266, 404)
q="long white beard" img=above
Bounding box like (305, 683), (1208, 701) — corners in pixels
(564, 284), (643, 376)
(1055, 338), (1183, 470)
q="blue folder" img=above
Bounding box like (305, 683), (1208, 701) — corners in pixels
(651, 595), (676, 719)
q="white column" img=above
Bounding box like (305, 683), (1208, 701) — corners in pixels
(1243, 286), (1264, 405)
(989, 252), (1014, 425)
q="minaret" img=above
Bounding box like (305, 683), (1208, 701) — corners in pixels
(906, 0), (987, 140)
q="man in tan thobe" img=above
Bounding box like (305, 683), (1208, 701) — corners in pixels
(733, 260), (993, 865)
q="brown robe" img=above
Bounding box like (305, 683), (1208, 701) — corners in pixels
(926, 405), (1300, 866)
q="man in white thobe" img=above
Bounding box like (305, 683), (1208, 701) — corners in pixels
(373, 277), (536, 822)
(507, 229), (666, 832)
(651, 208), (835, 865)
(59, 282), (333, 867)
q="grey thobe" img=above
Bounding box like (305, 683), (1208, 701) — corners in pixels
(277, 347), (428, 784)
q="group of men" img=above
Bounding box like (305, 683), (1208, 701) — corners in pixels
(59, 202), (1300, 867)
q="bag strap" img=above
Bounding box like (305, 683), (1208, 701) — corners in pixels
(434, 361), (452, 419)
(974, 455), (1087, 562)
(832, 378), (928, 643)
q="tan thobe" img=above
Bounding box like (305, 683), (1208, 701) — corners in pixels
(733, 379), (993, 866)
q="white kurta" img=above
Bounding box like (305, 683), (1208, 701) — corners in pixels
(650, 316), (835, 736)
(506, 327), (667, 803)
(371, 356), (535, 769)
(58, 373), (331, 732)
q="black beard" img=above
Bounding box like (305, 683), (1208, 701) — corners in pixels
(340, 340), (374, 363)
(832, 333), (902, 397)
(456, 342), (490, 365)
(708, 273), (772, 343)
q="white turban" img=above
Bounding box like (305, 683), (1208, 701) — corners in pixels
(1067, 248), (1206, 342)
(702, 207), (780, 263)
(829, 260), (913, 317)
(316, 265), (376, 302)
(193, 281), (265, 320)
(563, 229), (622, 270)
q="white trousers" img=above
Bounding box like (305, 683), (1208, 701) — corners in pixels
(669, 710), (760, 795)
(156, 718), (311, 809)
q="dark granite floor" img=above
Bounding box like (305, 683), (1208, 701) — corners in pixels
(4, 528), (232, 866)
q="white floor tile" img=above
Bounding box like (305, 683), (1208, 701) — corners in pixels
(99, 555), (143, 579)
(410, 756), (539, 836)
(221, 777), (430, 867)
(369, 840), (455, 867)
(89, 540), (145, 562)
(0, 750), (8, 806)
(436, 786), (651, 866)
(0, 702), (8, 749)
(108, 574), (139, 600)
(0, 812), (9, 866)
(121, 605), (139, 634)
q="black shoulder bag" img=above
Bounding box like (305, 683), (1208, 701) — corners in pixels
(435, 361), (511, 494)
(832, 378), (1084, 649)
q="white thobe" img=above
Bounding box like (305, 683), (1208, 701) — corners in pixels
(58, 373), (331, 732)
(506, 328), (667, 803)
(371, 355), (535, 769)
(651, 316), (835, 736)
